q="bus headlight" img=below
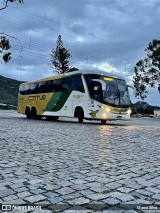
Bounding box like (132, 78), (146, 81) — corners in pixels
(106, 107), (110, 112)
(127, 108), (131, 114)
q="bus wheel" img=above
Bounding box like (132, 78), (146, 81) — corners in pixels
(101, 119), (106, 124)
(77, 108), (84, 123)
(31, 107), (41, 119)
(25, 107), (32, 119)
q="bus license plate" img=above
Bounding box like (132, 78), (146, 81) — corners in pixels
(117, 116), (122, 119)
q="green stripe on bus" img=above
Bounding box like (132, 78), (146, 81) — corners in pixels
(44, 91), (71, 112)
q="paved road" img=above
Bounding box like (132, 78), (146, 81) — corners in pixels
(0, 110), (160, 213)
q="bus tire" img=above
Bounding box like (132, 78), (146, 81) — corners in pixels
(31, 107), (41, 119)
(77, 108), (84, 123)
(25, 107), (32, 119)
(101, 119), (106, 124)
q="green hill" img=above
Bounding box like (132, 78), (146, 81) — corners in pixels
(131, 101), (155, 115)
(0, 75), (23, 106)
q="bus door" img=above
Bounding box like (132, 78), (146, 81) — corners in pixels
(88, 80), (103, 119)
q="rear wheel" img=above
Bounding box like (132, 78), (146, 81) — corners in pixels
(25, 108), (32, 119)
(31, 107), (41, 119)
(101, 119), (106, 124)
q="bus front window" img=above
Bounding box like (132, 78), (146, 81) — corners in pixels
(84, 74), (130, 107)
(116, 79), (130, 106)
(103, 79), (130, 107)
(103, 80), (119, 105)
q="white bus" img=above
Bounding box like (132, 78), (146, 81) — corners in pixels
(18, 70), (131, 124)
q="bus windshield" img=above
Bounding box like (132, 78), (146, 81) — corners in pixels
(103, 78), (130, 106)
(84, 74), (130, 107)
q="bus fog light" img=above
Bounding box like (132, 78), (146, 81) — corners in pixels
(102, 113), (107, 118)
(127, 109), (131, 114)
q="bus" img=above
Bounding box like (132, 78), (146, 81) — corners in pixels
(18, 70), (131, 124)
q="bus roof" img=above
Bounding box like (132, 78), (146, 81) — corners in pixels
(65, 70), (123, 79)
(22, 70), (124, 84)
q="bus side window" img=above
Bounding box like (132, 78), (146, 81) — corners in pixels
(52, 79), (62, 92)
(24, 84), (31, 95)
(47, 81), (52, 92)
(38, 82), (45, 93)
(19, 84), (25, 95)
(30, 83), (38, 94)
(70, 75), (85, 92)
(61, 78), (70, 91)
(38, 81), (52, 93)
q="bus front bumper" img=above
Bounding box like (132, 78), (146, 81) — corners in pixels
(101, 111), (130, 120)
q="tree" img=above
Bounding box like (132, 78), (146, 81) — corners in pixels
(0, 35), (11, 63)
(0, 0), (23, 63)
(51, 35), (71, 74)
(133, 39), (160, 99)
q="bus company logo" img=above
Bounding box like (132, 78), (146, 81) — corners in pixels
(28, 95), (46, 101)
(89, 110), (99, 118)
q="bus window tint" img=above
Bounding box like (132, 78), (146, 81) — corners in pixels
(61, 78), (70, 91)
(52, 75), (84, 92)
(20, 75), (84, 94)
(47, 81), (53, 92)
(24, 84), (31, 95)
(116, 80), (130, 105)
(19, 84), (25, 95)
(103, 80), (119, 105)
(30, 83), (38, 94)
(70, 75), (84, 92)
(52, 79), (63, 92)
(38, 81), (52, 93)
(84, 74), (100, 98)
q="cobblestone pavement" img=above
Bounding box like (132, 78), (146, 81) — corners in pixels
(0, 110), (160, 213)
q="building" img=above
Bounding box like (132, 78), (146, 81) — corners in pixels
(154, 108), (160, 116)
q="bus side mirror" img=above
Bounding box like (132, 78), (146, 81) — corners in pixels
(94, 86), (99, 90)
(127, 85), (137, 96)
(92, 79), (106, 90)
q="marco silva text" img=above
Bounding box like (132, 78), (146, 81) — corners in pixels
(137, 205), (159, 210)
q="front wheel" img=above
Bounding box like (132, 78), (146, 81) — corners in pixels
(101, 119), (106, 124)
(77, 109), (84, 123)
(31, 107), (41, 120)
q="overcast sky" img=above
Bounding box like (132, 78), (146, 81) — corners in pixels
(0, 0), (160, 105)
